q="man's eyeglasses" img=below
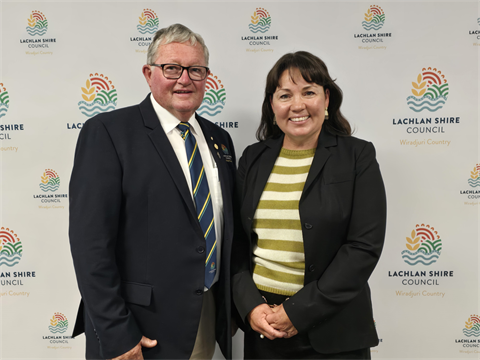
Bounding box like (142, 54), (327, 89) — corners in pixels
(150, 64), (209, 81)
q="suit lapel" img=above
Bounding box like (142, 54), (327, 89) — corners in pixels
(250, 136), (283, 217)
(196, 115), (231, 222)
(302, 129), (337, 198)
(139, 96), (197, 221)
(197, 116), (224, 173)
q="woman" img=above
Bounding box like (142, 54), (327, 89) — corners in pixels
(232, 51), (386, 359)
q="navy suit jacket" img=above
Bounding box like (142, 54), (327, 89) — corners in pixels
(232, 129), (386, 354)
(69, 95), (235, 359)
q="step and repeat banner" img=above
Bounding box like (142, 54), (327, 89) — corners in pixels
(1, 1), (479, 359)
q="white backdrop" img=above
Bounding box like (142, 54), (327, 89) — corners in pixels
(0, 1), (479, 359)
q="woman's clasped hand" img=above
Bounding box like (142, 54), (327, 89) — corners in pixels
(248, 303), (298, 340)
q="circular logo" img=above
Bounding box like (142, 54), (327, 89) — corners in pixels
(463, 315), (480, 337)
(39, 169), (60, 192)
(402, 224), (442, 266)
(137, 8), (159, 34)
(0, 227), (23, 267)
(197, 73), (226, 117)
(0, 83), (9, 119)
(407, 67), (449, 112)
(27, 11), (48, 36)
(249, 8), (271, 33)
(49, 313), (68, 334)
(468, 164), (480, 187)
(362, 5), (385, 31)
(78, 73), (117, 117)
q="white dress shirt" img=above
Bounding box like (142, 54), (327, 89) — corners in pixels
(150, 94), (223, 289)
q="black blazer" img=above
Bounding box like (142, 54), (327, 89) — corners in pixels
(232, 128), (386, 354)
(69, 95), (236, 359)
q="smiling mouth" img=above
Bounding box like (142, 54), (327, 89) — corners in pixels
(289, 116), (309, 122)
(174, 90), (193, 94)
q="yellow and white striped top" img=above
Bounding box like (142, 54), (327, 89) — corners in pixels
(252, 147), (316, 296)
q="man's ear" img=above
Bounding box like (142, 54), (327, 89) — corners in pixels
(142, 65), (153, 86)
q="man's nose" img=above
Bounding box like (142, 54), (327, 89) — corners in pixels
(177, 68), (192, 85)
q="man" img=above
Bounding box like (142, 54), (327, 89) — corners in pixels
(69, 24), (236, 360)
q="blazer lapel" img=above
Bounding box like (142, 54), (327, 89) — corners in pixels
(250, 136), (283, 216)
(139, 95), (197, 221)
(302, 129), (337, 198)
(196, 115), (230, 212)
(197, 116), (224, 175)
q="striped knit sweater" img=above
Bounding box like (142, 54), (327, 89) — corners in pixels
(252, 147), (315, 296)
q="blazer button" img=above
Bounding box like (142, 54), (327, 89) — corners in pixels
(195, 289), (203, 296)
(304, 223), (313, 229)
(308, 265), (315, 272)
(197, 246), (205, 254)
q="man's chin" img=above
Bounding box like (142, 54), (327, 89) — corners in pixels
(170, 107), (199, 121)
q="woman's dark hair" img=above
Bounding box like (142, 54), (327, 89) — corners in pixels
(256, 51), (351, 141)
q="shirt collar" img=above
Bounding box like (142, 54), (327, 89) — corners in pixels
(149, 93), (199, 135)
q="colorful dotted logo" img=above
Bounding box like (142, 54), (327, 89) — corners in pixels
(463, 315), (480, 337)
(408, 67), (449, 112)
(198, 73), (226, 117)
(468, 164), (480, 187)
(0, 83), (9, 119)
(0, 227), (23, 267)
(402, 224), (442, 266)
(27, 10), (48, 36)
(137, 8), (159, 34)
(249, 8), (271, 33)
(39, 169), (60, 192)
(362, 5), (385, 31)
(78, 73), (117, 117)
(49, 313), (68, 334)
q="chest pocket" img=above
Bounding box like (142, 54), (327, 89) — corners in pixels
(323, 171), (354, 185)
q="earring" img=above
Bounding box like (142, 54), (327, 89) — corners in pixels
(273, 115), (277, 125)
(325, 108), (329, 120)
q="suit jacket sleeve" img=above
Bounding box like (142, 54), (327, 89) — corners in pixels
(283, 141), (386, 333)
(231, 145), (266, 325)
(69, 118), (142, 358)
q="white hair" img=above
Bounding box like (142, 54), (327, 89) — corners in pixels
(147, 23), (209, 66)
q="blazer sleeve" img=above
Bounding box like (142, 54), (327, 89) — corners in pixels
(231, 146), (266, 325)
(69, 118), (142, 358)
(283, 141), (387, 333)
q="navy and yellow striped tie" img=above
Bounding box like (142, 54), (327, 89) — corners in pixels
(177, 122), (217, 289)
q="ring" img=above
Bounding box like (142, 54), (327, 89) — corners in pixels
(260, 334), (264, 339)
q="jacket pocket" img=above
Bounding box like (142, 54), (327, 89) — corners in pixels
(324, 172), (354, 184)
(121, 281), (152, 306)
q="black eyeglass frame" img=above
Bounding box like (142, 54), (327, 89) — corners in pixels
(150, 63), (210, 81)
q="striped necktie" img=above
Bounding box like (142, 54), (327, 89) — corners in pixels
(177, 122), (217, 289)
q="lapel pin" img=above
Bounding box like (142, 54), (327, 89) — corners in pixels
(214, 144), (218, 150)
(211, 137), (214, 140)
